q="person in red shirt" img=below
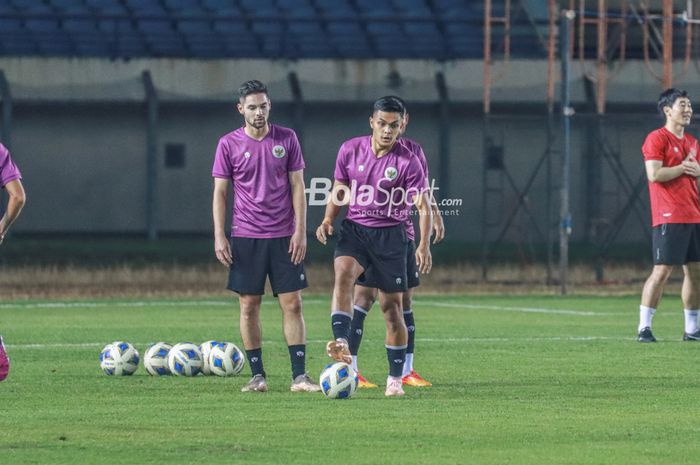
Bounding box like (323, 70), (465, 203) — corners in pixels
(638, 88), (700, 342)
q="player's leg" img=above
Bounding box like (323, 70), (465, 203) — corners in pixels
(239, 294), (268, 392)
(327, 220), (370, 363)
(379, 290), (408, 397)
(350, 284), (378, 387)
(638, 224), (685, 342)
(0, 334), (9, 382)
(401, 240), (431, 386)
(328, 255), (365, 363)
(681, 262), (700, 340)
(227, 237), (269, 392)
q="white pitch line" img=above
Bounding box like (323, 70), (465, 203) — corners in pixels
(6, 335), (631, 350)
(0, 299), (328, 310)
(427, 301), (616, 316)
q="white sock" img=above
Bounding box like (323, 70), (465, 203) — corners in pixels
(351, 355), (358, 372)
(684, 309), (700, 334)
(639, 305), (656, 332)
(402, 353), (414, 377)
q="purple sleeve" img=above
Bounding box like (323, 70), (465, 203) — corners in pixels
(415, 145), (430, 180)
(287, 131), (305, 172)
(0, 144), (21, 187)
(212, 139), (232, 178)
(405, 155), (428, 194)
(333, 143), (349, 183)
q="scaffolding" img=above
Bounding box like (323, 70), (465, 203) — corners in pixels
(482, 0), (697, 293)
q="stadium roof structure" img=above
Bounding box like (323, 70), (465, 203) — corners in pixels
(0, 0), (551, 60)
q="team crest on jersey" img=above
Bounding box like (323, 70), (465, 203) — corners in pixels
(384, 167), (398, 180)
(244, 151), (251, 159)
(358, 164), (365, 172)
(272, 145), (286, 158)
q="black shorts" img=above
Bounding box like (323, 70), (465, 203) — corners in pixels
(227, 236), (308, 296)
(652, 223), (700, 265)
(334, 219), (409, 293)
(357, 239), (420, 289)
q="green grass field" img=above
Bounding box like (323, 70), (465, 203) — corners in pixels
(1, 294), (698, 465)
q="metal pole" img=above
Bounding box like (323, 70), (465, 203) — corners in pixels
(484, 0), (492, 115)
(663, 0), (673, 88)
(142, 70), (159, 241)
(560, 10), (575, 295)
(436, 71), (450, 201)
(596, 0), (607, 115)
(287, 72), (304, 148)
(0, 70), (11, 150)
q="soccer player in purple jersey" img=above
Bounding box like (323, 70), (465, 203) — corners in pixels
(212, 80), (320, 393)
(349, 98), (445, 389)
(0, 142), (26, 381)
(315, 96), (433, 397)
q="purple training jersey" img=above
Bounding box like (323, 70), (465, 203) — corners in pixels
(334, 135), (427, 228)
(398, 138), (430, 241)
(0, 143), (21, 188)
(212, 124), (305, 238)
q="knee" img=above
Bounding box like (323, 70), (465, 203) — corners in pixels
(355, 293), (376, 310)
(649, 267), (673, 286)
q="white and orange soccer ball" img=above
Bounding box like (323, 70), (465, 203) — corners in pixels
(208, 342), (245, 377)
(319, 362), (358, 399)
(99, 341), (139, 376)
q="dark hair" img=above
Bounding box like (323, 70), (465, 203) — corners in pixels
(238, 80), (268, 100)
(658, 88), (689, 115)
(373, 96), (405, 116)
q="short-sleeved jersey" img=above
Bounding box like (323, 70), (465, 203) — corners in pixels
(333, 135), (427, 228)
(0, 143), (21, 188)
(212, 124), (305, 238)
(398, 138), (430, 241)
(642, 127), (700, 226)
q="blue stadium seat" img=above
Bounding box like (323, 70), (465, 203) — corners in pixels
(63, 18), (98, 33)
(404, 21), (440, 36)
(85, 0), (127, 15)
(212, 19), (248, 34)
(288, 21), (323, 35)
(326, 21), (363, 36)
(178, 20), (211, 34)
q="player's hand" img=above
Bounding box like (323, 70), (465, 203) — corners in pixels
(316, 220), (334, 245)
(415, 244), (432, 274)
(214, 235), (233, 266)
(289, 230), (307, 265)
(682, 156), (700, 177)
(432, 214), (445, 244)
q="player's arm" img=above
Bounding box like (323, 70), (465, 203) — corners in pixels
(413, 191), (433, 274)
(315, 180), (347, 245)
(288, 169), (307, 265)
(0, 179), (26, 245)
(645, 159), (686, 183)
(429, 193), (445, 244)
(212, 177), (233, 266)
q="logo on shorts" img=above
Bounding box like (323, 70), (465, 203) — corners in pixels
(272, 145), (286, 158)
(300, 273), (305, 281)
(395, 277), (402, 285)
(244, 151), (251, 159)
(358, 164), (365, 172)
(415, 271), (419, 278)
(384, 167), (398, 180)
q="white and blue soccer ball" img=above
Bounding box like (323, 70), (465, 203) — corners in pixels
(143, 342), (172, 376)
(199, 340), (223, 375)
(209, 342), (245, 377)
(100, 341), (139, 376)
(167, 342), (203, 377)
(319, 362), (358, 399)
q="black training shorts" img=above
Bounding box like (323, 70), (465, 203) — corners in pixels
(357, 239), (420, 289)
(652, 223), (700, 265)
(334, 219), (409, 293)
(227, 236), (308, 296)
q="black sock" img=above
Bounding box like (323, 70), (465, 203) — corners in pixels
(386, 345), (407, 378)
(331, 312), (352, 341)
(349, 305), (369, 355)
(404, 309), (415, 355)
(288, 344), (306, 379)
(245, 348), (265, 378)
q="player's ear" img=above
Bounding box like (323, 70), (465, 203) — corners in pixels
(368, 115), (373, 129)
(236, 102), (244, 115)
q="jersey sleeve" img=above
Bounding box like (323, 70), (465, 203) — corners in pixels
(212, 138), (232, 179)
(333, 143), (349, 183)
(642, 131), (666, 162)
(286, 130), (305, 172)
(404, 155), (428, 195)
(0, 144), (21, 188)
(415, 145), (430, 180)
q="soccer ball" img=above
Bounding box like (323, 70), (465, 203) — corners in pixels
(208, 342), (245, 377)
(143, 342), (172, 376)
(167, 342), (203, 376)
(199, 340), (222, 375)
(100, 341), (139, 376)
(319, 362), (358, 399)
